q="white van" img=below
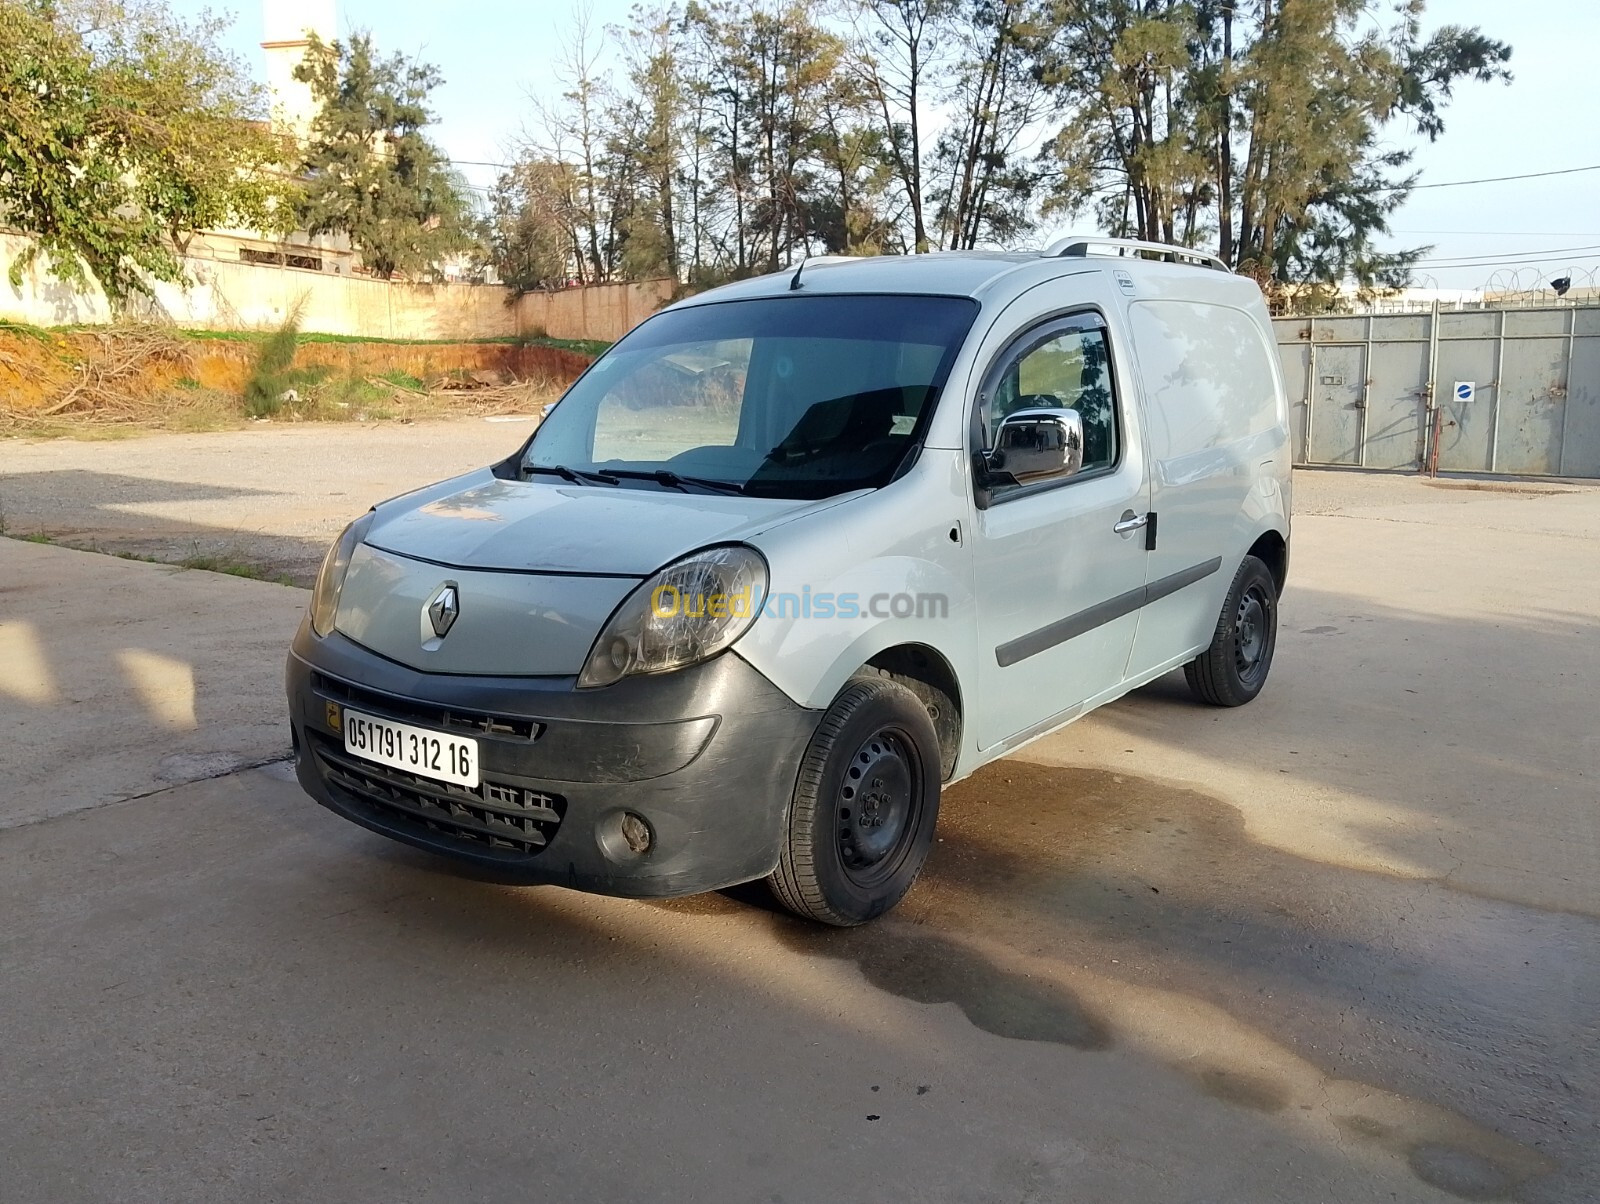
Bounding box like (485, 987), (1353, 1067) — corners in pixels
(286, 238), (1291, 925)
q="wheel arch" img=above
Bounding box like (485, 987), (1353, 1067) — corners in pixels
(849, 643), (964, 782)
(1246, 528), (1289, 594)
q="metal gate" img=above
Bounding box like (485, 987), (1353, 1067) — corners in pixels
(1273, 305), (1600, 477)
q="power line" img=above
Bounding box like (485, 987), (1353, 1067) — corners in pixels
(1408, 242), (1600, 265)
(1412, 245), (1600, 265)
(1410, 249), (1600, 270)
(1391, 163), (1600, 192)
(1393, 229), (1600, 237)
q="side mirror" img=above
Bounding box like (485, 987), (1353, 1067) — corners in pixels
(985, 407), (1084, 486)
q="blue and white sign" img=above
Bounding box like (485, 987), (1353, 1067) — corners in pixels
(1454, 381), (1476, 404)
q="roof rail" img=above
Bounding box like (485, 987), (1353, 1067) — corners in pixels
(1043, 236), (1231, 273)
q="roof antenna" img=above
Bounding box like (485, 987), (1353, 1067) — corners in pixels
(789, 257), (807, 291)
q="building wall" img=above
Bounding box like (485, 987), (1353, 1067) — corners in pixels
(513, 280), (676, 344)
(261, 0), (337, 143)
(0, 233), (672, 344)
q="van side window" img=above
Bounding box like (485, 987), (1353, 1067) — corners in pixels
(982, 323), (1118, 481)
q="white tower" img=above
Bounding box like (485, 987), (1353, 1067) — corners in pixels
(262, 0), (338, 142)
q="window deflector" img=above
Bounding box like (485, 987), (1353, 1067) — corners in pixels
(970, 309), (1122, 509)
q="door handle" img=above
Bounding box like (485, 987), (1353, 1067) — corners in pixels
(1114, 511), (1150, 536)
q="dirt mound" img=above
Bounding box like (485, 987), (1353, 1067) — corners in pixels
(0, 326), (81, 411)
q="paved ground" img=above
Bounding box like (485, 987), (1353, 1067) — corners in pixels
(1, 428), (1596, 1202)
(0, 421), (537, 584)
(0, 538), (303, 827)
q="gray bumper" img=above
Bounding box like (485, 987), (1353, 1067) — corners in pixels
(285, 620), (821, 897)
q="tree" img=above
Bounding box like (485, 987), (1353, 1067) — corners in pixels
(1231, 2), (1512, 288)
(1037, 0), (1512, 290)
(812, 83), (899, 256)
(614, 4), (686, 279)
(526, 11), (617, 283)
(734, 3), (857, 270)
(294, 33), (475, 279)
(933, 0), (1049, 250)
(507, 0), (1507, 293)
(488, 157), (579, 292)
(851, 0), (954, 253)
(0, 0), (293, 306)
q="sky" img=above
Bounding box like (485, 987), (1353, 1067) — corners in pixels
(183, 0), (1597, 291)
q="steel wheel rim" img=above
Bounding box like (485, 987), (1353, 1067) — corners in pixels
(1234, 586), (1270, 684)
(836, 726), (921, 889)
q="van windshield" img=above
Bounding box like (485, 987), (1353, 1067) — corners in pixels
(523, 294), (978, 500)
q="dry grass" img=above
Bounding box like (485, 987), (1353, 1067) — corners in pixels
(0, 325), (204, 435)
(0, 324), (564, 437)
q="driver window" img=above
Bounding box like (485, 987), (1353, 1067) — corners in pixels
(592, 338), (751, 463)
(984, 325), (1118, 475)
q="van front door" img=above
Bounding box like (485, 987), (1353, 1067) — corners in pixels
(970, 312), (1150, 750)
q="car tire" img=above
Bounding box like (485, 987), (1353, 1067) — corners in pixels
(1184, 554), (1279, 707)
(768, 678), (942, 926)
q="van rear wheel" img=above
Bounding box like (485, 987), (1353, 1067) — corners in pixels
(1184, 554), (1279, 707)
(768, 679), (942, 926)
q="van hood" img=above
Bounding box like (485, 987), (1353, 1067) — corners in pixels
(365, 469), (844, 576)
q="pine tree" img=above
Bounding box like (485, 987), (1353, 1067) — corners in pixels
(293, 34), (474, 280)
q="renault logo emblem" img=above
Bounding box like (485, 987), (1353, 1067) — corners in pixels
(427, 584), (460, 638)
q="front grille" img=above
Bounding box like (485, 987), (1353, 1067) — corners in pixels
(310, 732), (565, 858)
(312, 672), (542, 741)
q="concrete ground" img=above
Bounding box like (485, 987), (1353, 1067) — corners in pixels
(0, 538), (303, 827)
(1, 430), (1596, 1202)
(0, 421), (538, 585)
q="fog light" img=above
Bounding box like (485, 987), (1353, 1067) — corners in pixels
(621, 813), (653, 854)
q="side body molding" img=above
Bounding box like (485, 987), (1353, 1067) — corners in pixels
(995, 557), (1223, 667)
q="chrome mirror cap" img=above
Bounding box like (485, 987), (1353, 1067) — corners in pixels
(986, 407), (1085, 484)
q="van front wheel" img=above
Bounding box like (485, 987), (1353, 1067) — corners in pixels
(768, 679), (942, 926)
(1184, 555), (1279, 707)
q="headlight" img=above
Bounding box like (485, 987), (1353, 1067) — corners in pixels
(310, 512), (374, 637)
(578, 546), (768, 688)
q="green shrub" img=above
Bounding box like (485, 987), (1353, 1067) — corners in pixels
(241, 312), (329, 418)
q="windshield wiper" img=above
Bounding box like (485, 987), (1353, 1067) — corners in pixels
(604, 468), (747, 496)
(524, 464), (619, 487)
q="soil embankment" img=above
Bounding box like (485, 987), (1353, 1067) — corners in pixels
(0, 325), (595, 430)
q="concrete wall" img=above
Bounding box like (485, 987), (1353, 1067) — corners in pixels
(513, 279), (676, 344)
(0, 233), (672, 344)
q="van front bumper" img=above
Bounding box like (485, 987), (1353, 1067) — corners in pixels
(285, 621), (822, 897)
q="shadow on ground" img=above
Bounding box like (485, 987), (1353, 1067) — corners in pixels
(1, 469), (333, 583)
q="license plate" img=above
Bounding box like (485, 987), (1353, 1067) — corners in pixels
(342, 709), (479, 788)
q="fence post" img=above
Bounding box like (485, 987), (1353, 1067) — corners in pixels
(1304, 316), (1317, 462)
(1558, 307), (1576, 476)
(1422, 300), (1441, 473)
(1489, 308), (1506, 473)
(1359, 313), (1373, 467)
